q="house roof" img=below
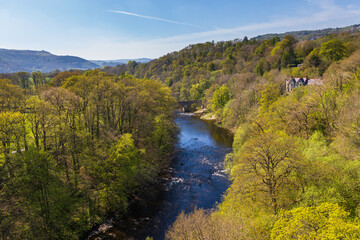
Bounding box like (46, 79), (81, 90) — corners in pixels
(287, 78), (322, 85)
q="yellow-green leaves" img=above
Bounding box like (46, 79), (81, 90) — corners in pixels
(271, 203), (360, 240)
(98, 133), (142, 214)
(0, 111), (26, 165)
(0, 78), (24, 111)
(232, 130), (303, 214)
(211, 85), (230, 111)
(320, 39), (347, 62)
(258, 83), (280, 114)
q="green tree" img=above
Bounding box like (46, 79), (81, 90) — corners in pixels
(127, 60), (138, 74)
(179, 86), (190, 101)
(151, 114), (176, 159)
(211, 85), (230, 110)
(51, 70), (82, 87)
(271, 203), (360, 240)
(306, 48), (322, 67)
(258, 83), (280, 114)
(295, 40), (315, 59)
(221, 56), (236, 74)
(97, 134), (143, 214)
(271, 35), (297, 67)
(2, 148), (76, 239)
(31, 71), (47, 87)
(255, 58), (270, 76)
(231, 130), (304, 213)
(14, 72), (30, 89)
(320, 39), (347, 61)
(0, 78), (24, 111)
(190, 84), (202, 100)
(0, 111), (26, 166)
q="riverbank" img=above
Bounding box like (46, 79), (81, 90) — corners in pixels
(86, 113), (233, 240)
(193, 108), (215, 120)
(85, 142), (178, 239)
(85, 179), (169, 239)
(193, 108), (236, 136)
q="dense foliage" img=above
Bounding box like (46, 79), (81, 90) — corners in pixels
(105, 27), (359, 110)
(156, 31), (360, 239)
(2, 26), (360, 239)
(0, 70), (176, 239)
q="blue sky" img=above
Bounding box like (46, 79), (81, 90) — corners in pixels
(0, 0), (359, 60)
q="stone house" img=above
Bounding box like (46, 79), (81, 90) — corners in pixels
(286, 76), (322, 92)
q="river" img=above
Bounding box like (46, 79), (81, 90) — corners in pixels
(88, 113), (233, 240)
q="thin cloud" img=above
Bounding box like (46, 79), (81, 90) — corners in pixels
(149, 0), (360, 44)
(73, 1), (360, 59)
(108, 10), (206, 29)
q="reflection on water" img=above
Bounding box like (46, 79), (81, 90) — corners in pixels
(137, 114), (233, 240)
(178, 114), (233, 148)
(89, 113), (233, 240)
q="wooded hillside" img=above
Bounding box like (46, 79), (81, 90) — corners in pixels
(2, 25), (360, 239)
(157, 29), (360, 239)
(0, 70), (176, 239)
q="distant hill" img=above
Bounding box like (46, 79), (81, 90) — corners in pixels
(252, 24), (360, 41)
(90, 58), (152, 67)
(100, 23), (360, 101)
(0, 49), (99, 73)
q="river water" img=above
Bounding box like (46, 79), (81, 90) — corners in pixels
(88, 113), (233, 240)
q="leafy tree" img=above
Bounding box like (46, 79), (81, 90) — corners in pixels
(271, 203), (360, 240)
(97, 134), (142, 214)
(271, 35), (297, 68)
(31, 71), (47, 87)
(254, 42), (268, 56)
(231, 130), (304, 213)
(151, 114), (177, 159)
(0, 78), (24, 111)
(295, 40), (315, 59)
(258, 83), (280, 113)
(0, 111), (26, 166)
(207, 62), (216, 71)
(320, 38), (347, 62)
(0, 68), (177, 239)
(14, 72), (30, 89)
(127, 60), (138, 74)
(255, 58), (270, 76)
(1, 148), (77, 239)
(211, 85), (230, 110)
(166, 208), (248, 240)
(221, 55), (236, 74)
(306, 48), (322, 67)
(179, 86), (190, 101)
(263, 88), (322, 138)
(50, 70), (82, 87)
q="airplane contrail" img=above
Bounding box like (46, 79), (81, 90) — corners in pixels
(108, 10), (206, 29)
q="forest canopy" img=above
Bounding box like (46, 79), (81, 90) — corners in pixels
(2, 27), (360, 239)
(159, 30), (360, 239)
(0, 70), (177, 239)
